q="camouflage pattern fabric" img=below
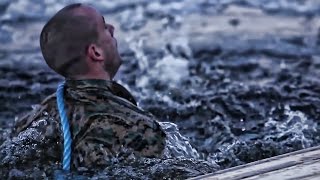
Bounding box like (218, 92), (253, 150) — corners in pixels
(0, 80), (166, 169)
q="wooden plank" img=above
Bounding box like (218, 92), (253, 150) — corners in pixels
(190, 145), (320, 180)
(245, 160), (320, 180)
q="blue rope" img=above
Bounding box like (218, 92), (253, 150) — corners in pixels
(56, 82), (72, 171)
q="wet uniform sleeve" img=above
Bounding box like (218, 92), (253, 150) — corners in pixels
(0, 114), (62, 168)
(73, 114), (166, 167)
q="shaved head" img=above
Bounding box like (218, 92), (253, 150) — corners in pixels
(40, 3), (99, 77)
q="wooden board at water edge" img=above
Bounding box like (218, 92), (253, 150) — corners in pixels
(190, 145), (320, 180)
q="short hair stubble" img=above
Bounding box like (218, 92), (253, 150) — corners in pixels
(40, 3), (99, 77)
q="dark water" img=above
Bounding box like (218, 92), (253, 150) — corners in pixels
(1, 0), (320, 179)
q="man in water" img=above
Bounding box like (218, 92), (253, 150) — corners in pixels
(0, 3), (168, 170)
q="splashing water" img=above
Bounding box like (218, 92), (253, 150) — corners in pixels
(126, 35), (150, 73)
(160, 122), (200, 159)
(128, 34), (190, 88)
(265, 105), (317, 149)
(206, 104), (319, 168)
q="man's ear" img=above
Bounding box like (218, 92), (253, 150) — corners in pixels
(87, 44), (104, 61)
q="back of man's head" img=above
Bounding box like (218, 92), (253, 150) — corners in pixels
(40, 3), (98, 77)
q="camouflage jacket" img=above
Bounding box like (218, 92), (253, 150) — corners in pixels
(0, 80), (166, 169)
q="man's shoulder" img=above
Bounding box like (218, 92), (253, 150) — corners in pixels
(85, 97), (156, 126)
(13, 93), (57, 135)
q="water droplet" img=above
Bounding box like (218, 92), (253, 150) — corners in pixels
(280, 61), (287, 69)
(31, 104), (39, 110)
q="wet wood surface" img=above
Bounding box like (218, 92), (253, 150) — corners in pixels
(190, 145), (320, 180)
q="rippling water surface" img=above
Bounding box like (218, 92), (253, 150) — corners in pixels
(1, 0), (320, 179)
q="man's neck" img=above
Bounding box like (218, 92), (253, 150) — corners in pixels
(69, 72), (112, 81)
